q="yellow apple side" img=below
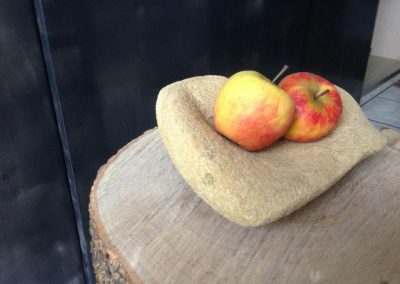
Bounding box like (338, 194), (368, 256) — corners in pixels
(266, 85), (295, 130)
(216, 72), (293, 128)
(285, 117), (333, 141)
(214, 71), (294, 151)
(214, 73), (269, 140)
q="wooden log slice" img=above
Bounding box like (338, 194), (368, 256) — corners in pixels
(89, 128), (400, 284)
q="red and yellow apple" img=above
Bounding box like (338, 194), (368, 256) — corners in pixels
(214, 70), (294, 151)
(279, 72), (342, 142)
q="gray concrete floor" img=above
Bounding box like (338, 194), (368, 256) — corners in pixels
(361, 75), (400, 131)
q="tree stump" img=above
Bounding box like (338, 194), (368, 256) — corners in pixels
(89, 128), (400, 284)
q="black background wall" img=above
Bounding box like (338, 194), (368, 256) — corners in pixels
(0, 1), (84, 283)
(0, 0), (378, 283)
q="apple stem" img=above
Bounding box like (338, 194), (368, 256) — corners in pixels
(315, 89), (330, 99)
(272, 65), (289, 83)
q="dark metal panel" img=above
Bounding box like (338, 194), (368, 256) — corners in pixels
(0, 1), (84, 283)
(208, 1), (309, 75)
(33, 0), (94, 282)
(301, 0), (379, 102)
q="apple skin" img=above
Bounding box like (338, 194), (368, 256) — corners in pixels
(214, 70), (295, 151)
(278, 72), (342, 142)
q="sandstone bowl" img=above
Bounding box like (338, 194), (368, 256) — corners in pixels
(156, 75), (386, 227)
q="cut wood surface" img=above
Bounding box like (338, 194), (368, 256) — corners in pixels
(90, 128), (400, 284)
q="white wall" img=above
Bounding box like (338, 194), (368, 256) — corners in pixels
(370, 0), (400, 60)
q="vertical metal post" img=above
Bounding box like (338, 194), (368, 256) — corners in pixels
(32, 0), (94, 282)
